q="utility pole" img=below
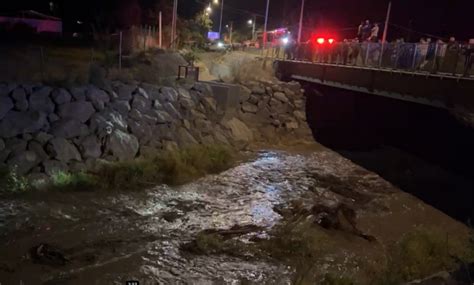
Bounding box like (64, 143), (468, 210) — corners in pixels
(381, 1), (391, 43)
(159, 11), (162, 48)
(297, 0), (305, 43)
(171, 0), (178, 49)
(252, 15), (256, 41)
(229, 21), (233, 44)
(379, 1), (392, 66)
(263, 0), (270, 48)
(219, 0), (224, 39)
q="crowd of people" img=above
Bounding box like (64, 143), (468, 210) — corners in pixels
(278, 23), (473, 77)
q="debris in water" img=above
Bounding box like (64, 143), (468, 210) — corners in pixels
(29, 243), (70, 266)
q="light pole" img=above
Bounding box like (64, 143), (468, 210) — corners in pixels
(218, 0), (224, 39)
(171, 0), (178, 49)
(248, 16), (256, 41)
(263, 0), (270, 48)
(297, 0), (305, 43)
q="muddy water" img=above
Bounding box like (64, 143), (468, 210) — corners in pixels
(0, 147), (465, 284)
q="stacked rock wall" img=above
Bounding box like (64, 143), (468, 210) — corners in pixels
(0, 80), (312, 179)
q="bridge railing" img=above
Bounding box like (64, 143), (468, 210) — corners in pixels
(284, 42), (473, 78)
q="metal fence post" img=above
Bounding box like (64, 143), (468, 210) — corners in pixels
(379, 43), (384, 67)
(411, 43), (418, 70)
(431, 43), (439, 73)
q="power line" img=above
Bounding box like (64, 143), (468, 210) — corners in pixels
(388, 22), (445, 40)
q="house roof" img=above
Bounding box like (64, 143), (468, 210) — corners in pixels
(0, 10), (61, 21)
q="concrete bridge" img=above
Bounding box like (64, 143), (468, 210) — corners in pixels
(274, 60), (474, 113)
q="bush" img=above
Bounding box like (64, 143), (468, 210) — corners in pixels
(49, 171), (98, 191)
(371, 227), (470, 284)
(0, 166), (30, 193)
(95, 145), (235, 190)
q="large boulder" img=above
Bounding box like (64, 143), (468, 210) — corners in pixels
(239, 86), (251, 103)
(105, 129), (139, 161)
(179, 98), (195, 110)
(141, 84), (161, 101)
(251, 85), (265, 95)
(46, 138), (82, 162)
(273, 92), (289, 103)
(153, 110), (173, 124)
(115, 84), (135, 101)
(0, 96), (14, 120)
(131, 95), (151, 113)
(69, 86), (87, 101)
(78, 136), (102, 159)
(86, 86), (110, 111)
(42, 160), (68, 176)
(90, 109), (128, 133)
(11, 87), (29, 111)
(294, 110), (306, 121)
(176, 127), (198, 147)
(163, 102), (181, 119)
(48, 113), (60, 123)
(110, 100), (131, 114)
(34, 132), (53, 145)
(160, 87), (178, 103)
(51, 88), (72, 105)
(134, 87), (150, 100)
(128, 120), (153, 144)
(51, 119), (89, 139)
(153, 124), (174, 140)
(201, 96), (217, 112)
(28, 141), (49, 162)
(7, 151), (39, 175)
(242, 103), (258, 114)
(224, 117), (253, 142)
(5, 137), (28, 152)
(194, 119), (213, 134)
(29, 87), (54, 113)
(0, 111), (47, 138)
(57, 102), (95, 123)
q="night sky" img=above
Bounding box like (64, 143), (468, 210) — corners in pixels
(1, 0), (472, 40)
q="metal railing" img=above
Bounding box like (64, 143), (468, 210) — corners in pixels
(278, 42), (474, 78)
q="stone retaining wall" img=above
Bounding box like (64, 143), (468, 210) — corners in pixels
(0, 79), (312, 180)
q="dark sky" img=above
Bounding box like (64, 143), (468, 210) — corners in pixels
(1, 0), (472, 40)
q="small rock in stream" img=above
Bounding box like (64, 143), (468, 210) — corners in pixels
(29, 243), (70, 266)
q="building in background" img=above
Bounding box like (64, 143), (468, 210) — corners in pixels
(0, 10), (62, 35)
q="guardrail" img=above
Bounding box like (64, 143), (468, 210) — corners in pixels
(274, 42), (474, 78)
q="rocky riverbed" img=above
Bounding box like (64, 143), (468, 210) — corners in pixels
(0, 145), (471, 284)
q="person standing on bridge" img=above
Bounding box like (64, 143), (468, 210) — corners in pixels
(357, 21), (364, 40)
(463, 39), (474, 77)
(369, 23), (379, 42)
(432, 39), (447, 74)
(361, 20), (371, 41)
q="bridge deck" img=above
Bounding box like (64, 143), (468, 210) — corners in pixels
(274, 60), (474, 112)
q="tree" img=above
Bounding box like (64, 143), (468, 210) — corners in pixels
(177, 11), (213, 48)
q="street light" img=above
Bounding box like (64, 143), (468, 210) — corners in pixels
(213, 0), (218, 4)
(206, 5), (212, 13)
(247, 19), (253, 25)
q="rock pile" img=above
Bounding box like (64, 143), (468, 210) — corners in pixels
(0, 79), (312, 179)
(236, 80), (312, 143)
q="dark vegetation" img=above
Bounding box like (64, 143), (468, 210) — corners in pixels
(181, 200), (474, 285)
(0, 145), (235, 193)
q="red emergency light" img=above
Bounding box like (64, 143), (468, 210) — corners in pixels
(316, 37), (325, 44)
(328, 38), (335, 44)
